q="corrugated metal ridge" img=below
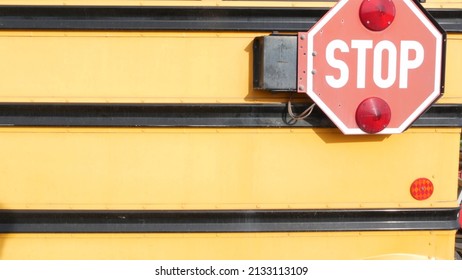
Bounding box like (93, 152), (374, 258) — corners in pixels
(0, 103), (459, 128)
(0, 6), (460, 32)
(0, 208), (459, 233)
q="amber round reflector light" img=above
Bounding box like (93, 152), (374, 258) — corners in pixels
(410, 178), (434, 200)
(355, 97), (391, 134)
(359, 0), (396, 31)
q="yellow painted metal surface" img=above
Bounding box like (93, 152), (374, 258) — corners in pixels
(0, 0), (460, 261)
(444, 33), (462, 103)
(0, 231), (456, 260)
(0, 32), (264, 103)
(0, 31), (460, 104)
(0, 127), (459, 210)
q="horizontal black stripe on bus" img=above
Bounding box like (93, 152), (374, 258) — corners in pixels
(0, 208), (459, 233)
(0, 103), (460, 128)
(0, 6), (460, 32)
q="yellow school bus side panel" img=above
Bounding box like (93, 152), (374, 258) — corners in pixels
(0, 31), (460, 104)
(0, 0), (459, 261)
(0, 32), (263, 103)
(444, 33), (462, 103)
(0, 231), (456, 260)
(0, 128), (459, 210)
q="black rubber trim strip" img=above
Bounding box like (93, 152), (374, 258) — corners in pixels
(0, 103), (460, 128)
(0, 6), (460, 32)
(0, 208), (459, 233)
(456, 233), (462, 256)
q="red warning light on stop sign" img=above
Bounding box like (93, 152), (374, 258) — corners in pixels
(302, 0), (445, 134)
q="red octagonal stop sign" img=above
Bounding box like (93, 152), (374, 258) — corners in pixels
(300, 0), (445, 134)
